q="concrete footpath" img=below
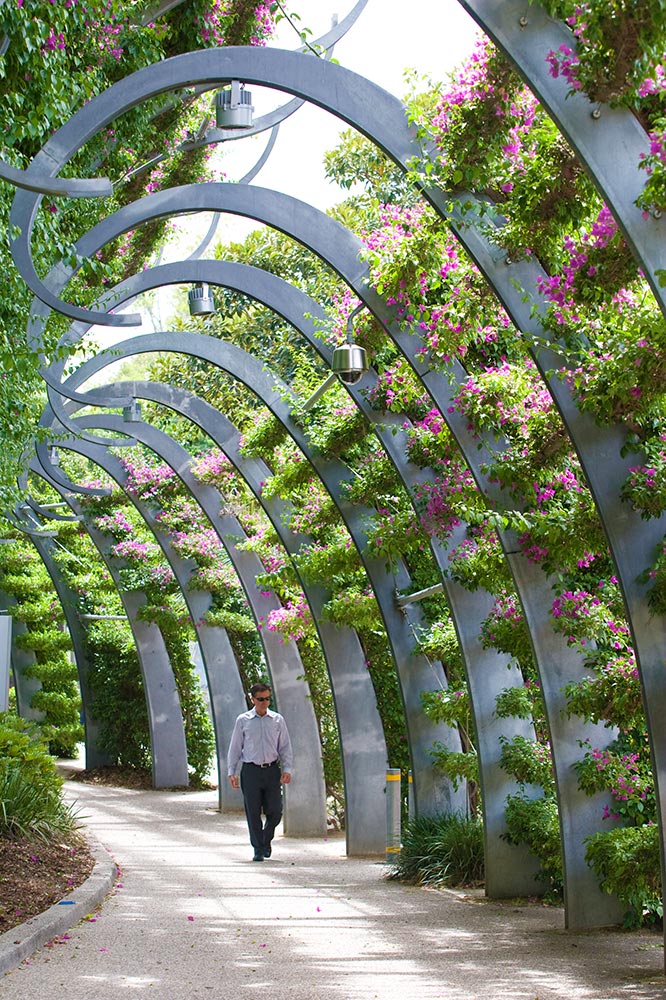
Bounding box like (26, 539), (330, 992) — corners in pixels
(1, 777), (665, 1000)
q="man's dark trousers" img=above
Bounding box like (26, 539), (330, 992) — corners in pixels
(240, 761), (283, 853)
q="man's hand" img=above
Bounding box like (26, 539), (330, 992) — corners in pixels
(280, 772), (291, 785)
(229, 774), (240, 790)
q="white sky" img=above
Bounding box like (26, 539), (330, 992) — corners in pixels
(170, 0), (480, 250)
(95, 0), (480, 341)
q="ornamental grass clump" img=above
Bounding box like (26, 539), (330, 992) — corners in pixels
(386, 813), (484, 887)
(0, 713), (79, 843)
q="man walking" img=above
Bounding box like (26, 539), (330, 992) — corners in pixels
(227, 682), (293, 861)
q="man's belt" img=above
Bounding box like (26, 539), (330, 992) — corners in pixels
(245, 760), (278, 768)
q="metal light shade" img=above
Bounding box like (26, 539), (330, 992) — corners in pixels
(188, 282), (216, 317)
(331, 342), (368, 385)
(123, 400), (142, 423)
(215, 82), (254, 129)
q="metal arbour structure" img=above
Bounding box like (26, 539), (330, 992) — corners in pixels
(3, 0), (665, 939)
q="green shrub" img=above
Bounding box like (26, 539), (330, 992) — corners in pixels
(86, 621), (152, 771)
(0, 713), (78, 842)
(0, 766), (79, 842)
(504, 792), (562, 898)
(585, 824), (662, 928)
(387, 813), (484, 887)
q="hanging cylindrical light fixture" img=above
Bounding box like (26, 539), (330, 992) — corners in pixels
(122, 399), (142, 423)
(188, 281), (216, 317)
(331, 342), (367, 385)
(215, 81), (254, 129)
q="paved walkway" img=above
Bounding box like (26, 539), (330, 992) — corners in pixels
(1, 777), (665, 999)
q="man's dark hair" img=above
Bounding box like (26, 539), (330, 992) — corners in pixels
(250, 682), (271, 697)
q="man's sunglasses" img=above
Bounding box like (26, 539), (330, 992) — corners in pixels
(254, 696), (270, 702)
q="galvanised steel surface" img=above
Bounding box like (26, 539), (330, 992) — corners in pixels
(85, 331), (610, 914)
(57, 414), (328, 837)
(0, 590), (41, 725)
(32, 435), (248, 809)
(59, 377), (386, 855)
(49, 257), (541, 891)
(12, 40), (664, 918)
(32, 175), (614, 911)
(29, 467), (190, 789)
(65, 331), (468, 823)
(18, 41), (662, 835)
(128, 1), (370, 190)
(457, 0), (666, 318)
(35, 175), (622, 921)
(18, 518), (112, 770)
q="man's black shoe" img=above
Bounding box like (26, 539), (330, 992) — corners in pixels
(263, 846), (272, 858)
(252, 851), (264, 862)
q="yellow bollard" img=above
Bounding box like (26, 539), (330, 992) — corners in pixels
(385, 768), (401, 864)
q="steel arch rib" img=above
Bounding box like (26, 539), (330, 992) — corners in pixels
(72, 330), (617, 920)
(63, 329), (469, 823)
(49, 373), (390, 856)
(0, 160), (112, 199)
(62, 257), (542, 894)
(29, 466), (190, 789)
(13, 44), (659, 920)
(68, 408), (380, 854)
(31, 180), (622, 920)
(43, 420), (326, 832)
(32, 436), (247, 809)
(457, 0), (666, 317)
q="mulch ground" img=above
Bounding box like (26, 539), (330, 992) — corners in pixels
(68, 765), (154, 790)
(1, 766), (212, 936)
(0, 834), (96, 935)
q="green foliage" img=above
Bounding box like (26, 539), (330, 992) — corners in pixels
(0, 713), (78, 842)
(321, 587), (382, 632)
(413, 615), (463, 672)
(86, 619), (151, 771)
(574, 733), (655, 826)
(386, 813), (484, 887)
(585, 824), (662, 928)
(361, 630), (410, 775)
(429, 743), (479, 790)
(0, 539), (83, 756)
(0, 0), (275, 511)
(500, 735), (555, 793)
(495, 682), (548, 743)
(504, 793), (563, 897)
(323, 129), (415, 224)
(479, 589), (535, 672)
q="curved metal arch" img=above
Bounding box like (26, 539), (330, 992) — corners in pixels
(62, 408), (379, 853)
(457, 0), (666, 317)
(11, 44), (656, 920)
(0, 161), (112, 199)
(10, 507), (111, 769)
(61, 332), (468, 825)
(58, 256), (542, 893)
(0, 586), (41, 725)
(178, 125), (280, 263)
(31, 434), (248, 805)
(127, 0), (369, 173)
(44, 374), (393, 855)
(33, 183), (618, 918)
(42, 418), (327, 833)
(72, 333), (617, 921)
(28, 461), (190, 788)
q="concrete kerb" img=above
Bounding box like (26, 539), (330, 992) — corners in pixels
(0, 834), (117, 975)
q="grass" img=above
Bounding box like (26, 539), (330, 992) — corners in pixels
(386, 812), (484, 887)
(0, 765), (80, 843)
